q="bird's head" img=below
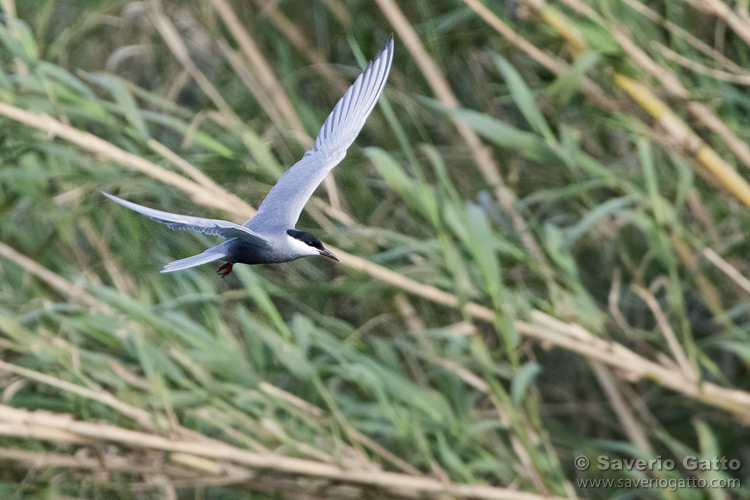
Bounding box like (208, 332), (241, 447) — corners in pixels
(286, 229), (339, 261)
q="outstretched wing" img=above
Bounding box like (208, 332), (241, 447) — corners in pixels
(102, 191), (268, 243)
(246, 36), (394, 231)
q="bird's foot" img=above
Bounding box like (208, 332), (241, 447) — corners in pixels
(217, 262), (233, 278)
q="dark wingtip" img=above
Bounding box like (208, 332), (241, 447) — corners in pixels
(376, 34), (394, 58)
(384, 34), (394, 53)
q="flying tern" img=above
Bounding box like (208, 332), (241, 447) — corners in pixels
(103, 36), (393, 278)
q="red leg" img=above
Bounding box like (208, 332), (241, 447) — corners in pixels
(217, 262), (233, 278)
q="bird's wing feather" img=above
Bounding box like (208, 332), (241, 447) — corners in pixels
(102, 192), (268, 243)
(161, 240), (232, 273)
(246, 36), (394, 230)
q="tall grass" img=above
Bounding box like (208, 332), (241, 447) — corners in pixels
(0, 0), (749, 498)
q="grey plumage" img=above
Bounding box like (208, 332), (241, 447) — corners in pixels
(248, 37), (394, 231)
(103, 36), (394, 277)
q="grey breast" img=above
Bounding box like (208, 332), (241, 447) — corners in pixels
(226, 236), (285, 265)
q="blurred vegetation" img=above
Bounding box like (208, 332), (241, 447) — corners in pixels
(1, 0), (750, 498)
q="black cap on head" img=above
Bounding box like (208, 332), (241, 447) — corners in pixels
(287, 229), (338, 261)
(287, 229), (324, 250)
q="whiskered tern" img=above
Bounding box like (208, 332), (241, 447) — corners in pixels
(103, 36), (393, 278)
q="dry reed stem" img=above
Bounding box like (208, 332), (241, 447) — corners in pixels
(108, 360), (150, 390)
(610, 28), (750, 173)
(630, 285), (696, 383)
(0, 328), (217, 444)
(215, 40), (291, 135)
(401, 300), (547, 492)
(2, 103), (750, 417)
(465, 0), (566, 73)
(607, 269), (632, 333)
(208, 39), (338, 230)
(522, 311), (750, 418)
(209, 0), (304, 133)
(79, 218), (136, 295)
(0, 360), (153, 430)
(0, 422), (92, 443)
(613, 73), (750, 208)
(252, 0), (349, 94)
(590, 362), (651, 453)
(346, 427), (424, 477)
(564, 1), (750, 174)
(427, 355), (489, 393)
(149, 0), (238, 123)
(258, 382), (325, 418)
(420, 350), (548, 492)
(146, 138), (223, 194)
(702, 248), (750, 296)
(685, 100), (750, 175)
(1, 0), (15, 18)
(164, 68), (191, 104)
(530, 0), (750, 205)
(320, 0), (350, 26)
(623, 0), (744, 73)
(376, 0), (500, 188)
(671, 234), (725, 315)
(0, 405), (565, 500)
(536, 3), (587, 54)
(375, 0), (557, 284)
(0, 102), (252, 217)
(4, 199), (749, 418)
(461, 0), (618, 111)
(169, 452), (226, 474)
(612, 29), (687, 98)
(0, 446), (198, 478)
(0, 240), (109, 313)
(653, 42), (750, 85)
(438, 375), (549, 491)
(691, 0), (750, 48)
(210, 0), (348, 216)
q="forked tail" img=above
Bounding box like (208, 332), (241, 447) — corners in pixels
(160, 241), (232, 273)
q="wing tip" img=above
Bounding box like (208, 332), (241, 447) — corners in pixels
(378, 35), (395, 66)
(385, 33), (394, 51)
(101, 190), (130, 208)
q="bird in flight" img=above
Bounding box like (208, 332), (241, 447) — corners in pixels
(103, 36), (394, 278)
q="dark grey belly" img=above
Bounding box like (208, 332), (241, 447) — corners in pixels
(226, 238), (286, 265)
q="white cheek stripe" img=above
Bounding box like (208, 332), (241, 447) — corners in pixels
(287, 235), (321, 256)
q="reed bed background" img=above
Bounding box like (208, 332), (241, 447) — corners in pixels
(1, 0), (749, 498)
